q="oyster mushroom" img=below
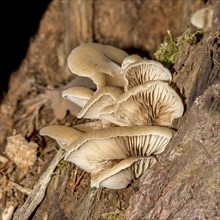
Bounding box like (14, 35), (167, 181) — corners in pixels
(91, 156), (157, 189)
(115, 80), (184, 126)
(191, 7), (207, 29)
(77, 86), (123, 120)
(40, 125), (83, 150)
(67, 43), (128, 90)
(122, 57), (172, 90)
(121, 55), (143, 71)
(64, 126), (173, 174)
(62, 87), (94, 108)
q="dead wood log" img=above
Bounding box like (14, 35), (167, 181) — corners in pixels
(8, 1), (220, 220)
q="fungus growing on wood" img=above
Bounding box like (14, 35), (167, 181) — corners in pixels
(115, 80), (184, 126)
(91, 156), (157, 189)
(122, 57), (172, 90)
(40, 125), (83, 150)
(121, 55), (143, 71)
(77, 86), (123, 120)
(62, 87), (94, 108)
(191, 8), (207, 29)
(40, 43), (184, 190)
(67, 43), (128, 90)
(63, 126), (173, 189)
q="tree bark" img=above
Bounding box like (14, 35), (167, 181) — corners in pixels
(8, 0), (220, 219)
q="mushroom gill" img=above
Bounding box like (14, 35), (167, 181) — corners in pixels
(40, 43), (185, 190)
(91, 156), (157, 189)
(63, 126), (173, 188)
(115, 80), (184, 126)
(77, 86), (123, 120)
(122, 57), (172, 90)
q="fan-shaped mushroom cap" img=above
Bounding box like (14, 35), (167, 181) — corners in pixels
(67, 43), (128, 89)
(191, 8), (207, 29)
(121, 55), (142, 71)
(122, 58), (172, 90)
(115, 80), (184, 126)
(64, 126), (173, 174)
(77, 86), (123, 119)
(40, 125), (83, 150)
(73, 120), (115, 132)
(62, 87), (94, 108)
(91, 156), (156, 189)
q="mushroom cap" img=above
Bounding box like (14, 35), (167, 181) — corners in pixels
(121, 55), (142, 71)
(73, 120), (115, 132)
(115, 80), (184, 126)
(64, 126), (173, 174)
(191, 8), (206, 29)
(62, 87), (94, 108)
(91, 156), (156, 189)
(40, 125), (83, 149)
(67, 43), (128, 89)
(122, 58), (172, 90)
(77, 86), (123, 119)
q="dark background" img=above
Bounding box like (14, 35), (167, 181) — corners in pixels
(0, 0), (51, 100)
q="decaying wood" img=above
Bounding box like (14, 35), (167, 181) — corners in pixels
(1, 0), (219, 219)
(12, 149), (65, 220)
(125, 83), (220, 219)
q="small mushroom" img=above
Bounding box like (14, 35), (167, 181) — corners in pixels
(40, 125), (83, 150)
(64, 126), (173, 174)
(122, 57), (172, 90)
(115, 80), (184, 126)
(62, 87), (94, 108)
(191, 8), (207, 29)
(91, 156), (156, 189)
(77, 86), (123, 120)
(67, 43), (128, 90)
(121, 55), (142, 71)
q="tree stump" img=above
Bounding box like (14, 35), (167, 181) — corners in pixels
(4, 1), (220, 220)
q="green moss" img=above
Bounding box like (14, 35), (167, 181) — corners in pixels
(101, 201), (125, 220)
(154, 29), (203, 68)
(52, 160), (67, 176)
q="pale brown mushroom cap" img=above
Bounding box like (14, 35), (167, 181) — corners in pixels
(122, 58), (172, 90)
(62, 87), (94, 108)
(91, 156), (156, 189)
(77, 86), (123, 119)
(191, 8), (206, 29)
(40, 125), (83, 150)
(115, 80), (184, 126)
(121, 55), (142, 71)
(67, 43), (128, 89)
(64, 126), (173, 174)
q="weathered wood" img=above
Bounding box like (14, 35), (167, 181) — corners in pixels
(125, 82), (220, 219)
(4, 0), (219, 219)
(12, 149), (65, 220)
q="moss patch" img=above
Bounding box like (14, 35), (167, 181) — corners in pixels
(154, 29), (203, 68)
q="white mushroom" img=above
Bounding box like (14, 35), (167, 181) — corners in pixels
(62, 87), (94, 108)
(64, 126), (173, 174)
(115, 80), (184, 126)
(67, 43), (128, 90)
(122, 57), (172, 90)
(77, 86), (123, 120)
(40, 125), (83, 150)
(191, 8), (207, 29)
(91, 156), (156, 189)
(121, 55), (143, 71)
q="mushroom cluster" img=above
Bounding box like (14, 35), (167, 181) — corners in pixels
(40, 43), (184, 189)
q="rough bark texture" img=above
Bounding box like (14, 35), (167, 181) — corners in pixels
(1, 0), (220, 219)
(125, 84), (220, 220)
